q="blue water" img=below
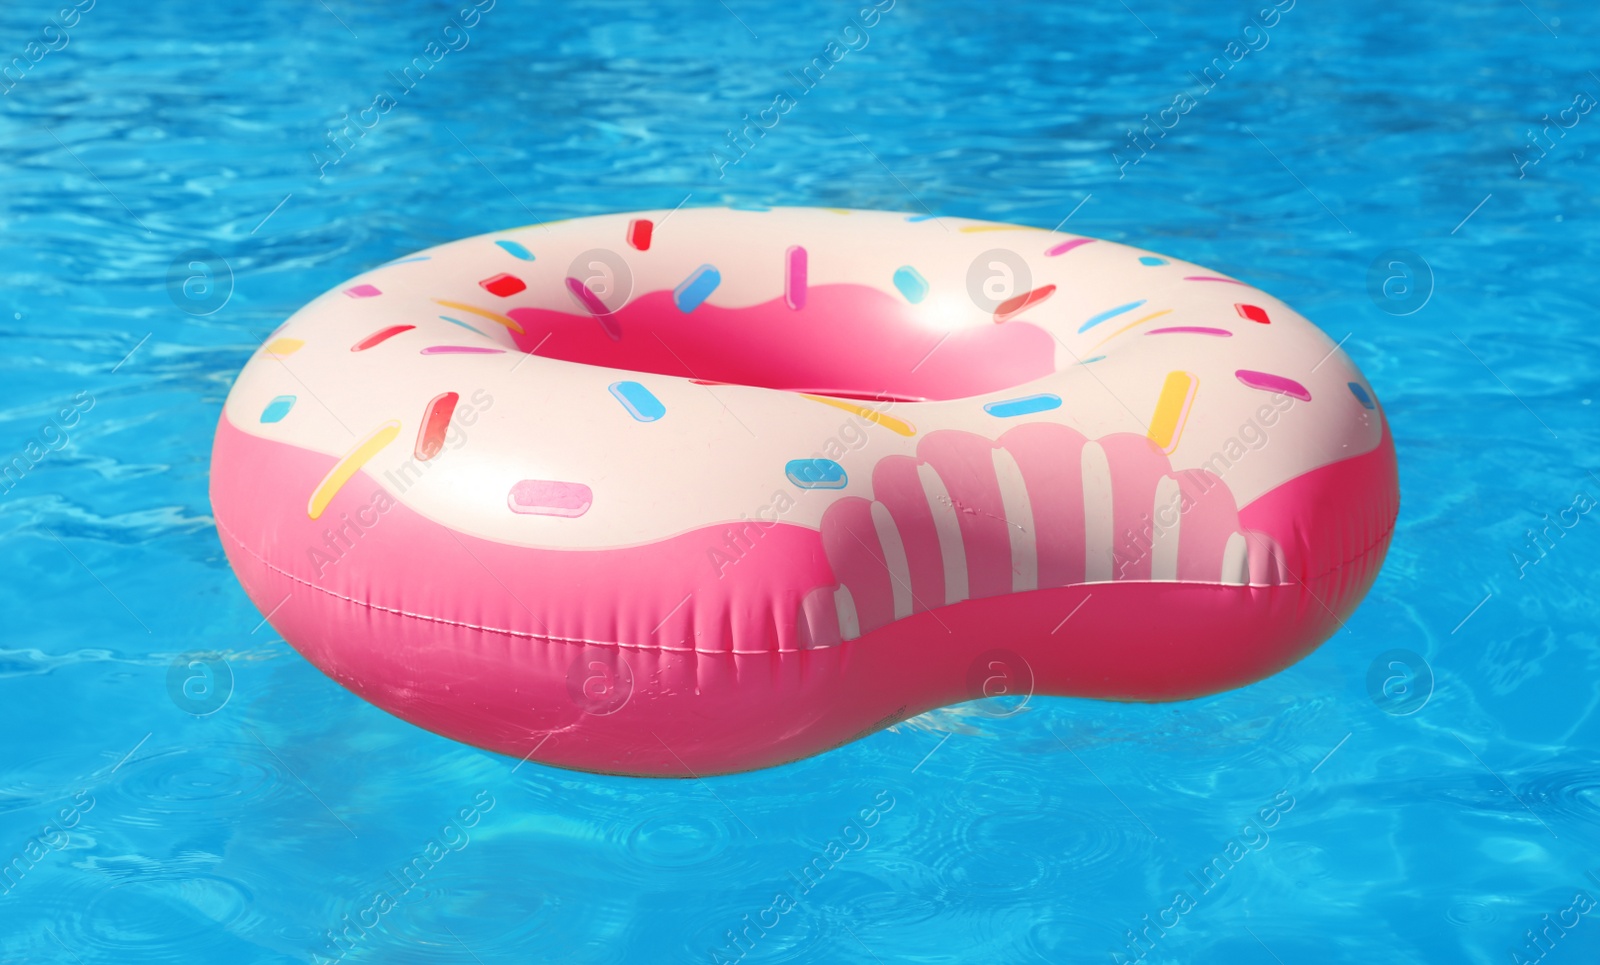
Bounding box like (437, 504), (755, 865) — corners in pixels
(3, 1), (1598, 961)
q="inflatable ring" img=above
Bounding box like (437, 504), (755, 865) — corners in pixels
(212, 207), (1398, 776)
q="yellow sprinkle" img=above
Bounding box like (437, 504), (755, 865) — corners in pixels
(958, 224), (1041, 233)
(1089, 309), (1173, 350)
(801, 394), (917, 437)
(264, 337), (304, 357)
(434, 299), (526, 335)
(1148, 372), (1198, 454)
(307, 420), (401, 520)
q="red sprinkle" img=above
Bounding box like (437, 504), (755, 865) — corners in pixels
(350, 324), (415, 351)
(994, 284), (1057, 322)
(480, 273), (527, 297)
(627, 218), (653, 251)
(1235, 303), (1271, 324)
(415, 392), (460, 461)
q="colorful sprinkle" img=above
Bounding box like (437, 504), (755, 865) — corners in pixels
(994, 284), (1056, 323)
(264, 337), (304, 357)
(495, 240), (535, 260)
(421, 345), (506, 355)
(1235, 303), (1270, 324)
(627, 218), (653, 251)
(801, 395), (916, 437)
(1139, 256), (1168, 266)
(785, 458), (848, 490)
(609, 381), (666, 422)
(344, 284), (382, 298)
(565, 276), (612, 316)
(508, 479), (593, 518)
(308, 420), (401, 520)
(1079, 355), (1106, 364)
(785, 245), (807, 311)
(439, 315), (489, 337)
(984, 393), (1062, 418)
(1045, 238), (1095, 257)
(906, 214), (937, 222)
(892, 266), (928, 304)
(1148, 371), (1198, 455)
(433, 299), (525, 334)
(674, 265), (722, 313)
(1079, 299), (1146, 333)
(259, 395), (296, 423)
(415, 392), (459, 461)
(480, 273), (526, 298)
(565, 277), (623, 340)
(1184, 275), (1248, 285)
(1235, 369), (1311, 401)
(1091, 309), (1173, 348)
(1145, 326), (1232, 337)
(351, 324), (415, 352)
(1349, 382), (1375, 409)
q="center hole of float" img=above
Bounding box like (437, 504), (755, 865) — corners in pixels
(484, 269), (1062, 403)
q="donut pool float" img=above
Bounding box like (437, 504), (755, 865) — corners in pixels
(211, 207), (1398, 776)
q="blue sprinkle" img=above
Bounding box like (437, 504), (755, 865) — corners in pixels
(439, 315), (489, 338)
(1079, 355), (1107, 364)
(1348, 382), (1375, 409)
(495, 240), (535, 260)
(609, 381), (666, 422)
(786, 458), (849, 490)
(984, 393), (1062, 418)
(893, 266), (928, 304)
(1079, 299), (1146, 333)
(260, 395), (296, 423)
(1139, 256), (1168, 266)
(906, 214), (936, 222)
(674, 265), (721, 312)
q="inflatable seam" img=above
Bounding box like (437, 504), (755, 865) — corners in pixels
(216, 517), (761, 655)
(220, 489), (1397, 657)
(1296, 495), (1400, 585)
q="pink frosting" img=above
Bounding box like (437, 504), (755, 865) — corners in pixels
(212, 408), (1397, 776)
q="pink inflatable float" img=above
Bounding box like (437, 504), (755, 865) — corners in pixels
(212, 207), (1398, 776)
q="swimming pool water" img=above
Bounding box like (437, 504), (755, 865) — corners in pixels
(3, 1), (1599, 961)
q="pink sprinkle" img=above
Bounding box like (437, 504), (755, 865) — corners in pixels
(785, 245), (807, 310)
(565, 277), (622, 341)
(344, 284), (382, 298)
(421, 345), (506, 355)
(1235, 369), (1311, 401)
(1145, 326), (1232, 337)
(1045, 238), (1095, 257)
(508, 479), (592, 518)
(1183, 275), (1248, 285)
